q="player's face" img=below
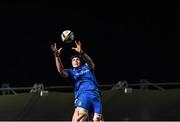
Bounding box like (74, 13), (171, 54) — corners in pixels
(72, 57), (81, 68)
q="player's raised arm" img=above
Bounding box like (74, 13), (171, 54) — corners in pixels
(72, 41), (95, 69)
(51, 43), (68, 78)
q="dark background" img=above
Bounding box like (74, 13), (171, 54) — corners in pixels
(0, 1), (179, 87)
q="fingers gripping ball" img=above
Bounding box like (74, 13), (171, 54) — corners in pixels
(61, 30), (74, 43)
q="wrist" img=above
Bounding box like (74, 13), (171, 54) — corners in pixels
(80, 50), (85, 55)
(54, 54), (60, 58)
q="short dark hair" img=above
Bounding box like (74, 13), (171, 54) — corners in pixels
(70, 54), (81, 60)
(70, 54), (84, 65)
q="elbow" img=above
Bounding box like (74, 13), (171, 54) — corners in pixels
(57, 69), (63, 74)
(57, 66), (63, 73)
(88, 63), (95, 69)
(91, 64), (95, 69)
(58, 70), (64, 77)
(58, 70), (68, 78)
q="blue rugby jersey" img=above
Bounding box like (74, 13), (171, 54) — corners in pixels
(66, 63), (100, 98)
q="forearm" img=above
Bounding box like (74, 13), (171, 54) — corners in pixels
(54, 56), (68, 78)
(80, 50), (94, 69)
(55, 56), (64, 73)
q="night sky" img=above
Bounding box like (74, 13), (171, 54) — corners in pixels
(0, 1), (179, 87)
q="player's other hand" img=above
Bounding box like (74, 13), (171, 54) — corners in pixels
(51, 43), (62, 57)
(72, 40), (82, 53)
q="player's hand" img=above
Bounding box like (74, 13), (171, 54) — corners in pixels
(51, 43), (62, 57)
(72, 40), (82, 53)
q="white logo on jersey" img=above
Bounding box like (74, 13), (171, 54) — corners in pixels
(78, 101), (82, 106)
(75, 69), (89, 76)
